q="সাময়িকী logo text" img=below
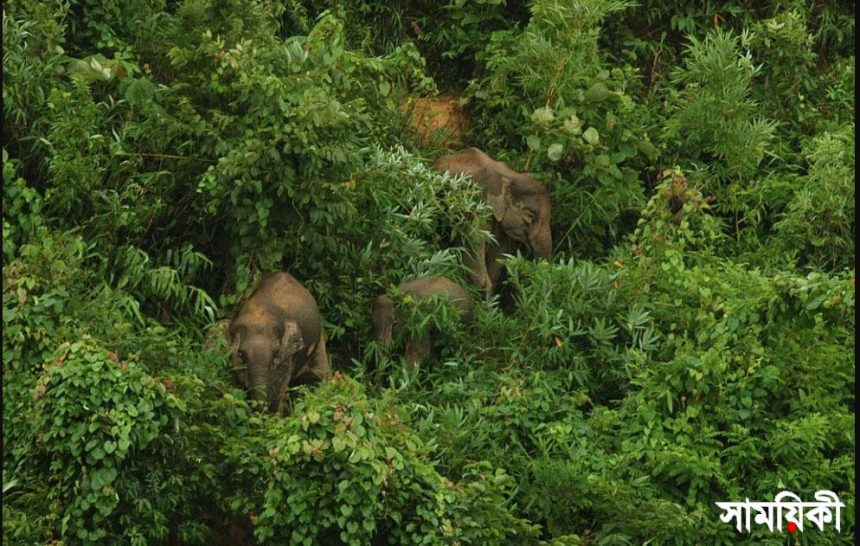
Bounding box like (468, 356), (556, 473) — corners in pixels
(715, 490), (844, 534)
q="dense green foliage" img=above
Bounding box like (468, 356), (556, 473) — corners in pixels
(3, 0), (854, 544)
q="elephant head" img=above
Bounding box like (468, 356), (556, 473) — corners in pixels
(228, 317), (305, 414)
(485, 174), (552, 260)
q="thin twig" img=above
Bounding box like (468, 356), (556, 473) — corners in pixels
(115, 151), (217, 163)
(648, 50), (662, 95)
(525, 59), (568, 172)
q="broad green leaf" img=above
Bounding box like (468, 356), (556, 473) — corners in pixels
(584, 81), (611, 102)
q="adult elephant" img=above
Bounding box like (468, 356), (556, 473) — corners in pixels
(435, 147), (552, 298)
(372, 276), (474, 372)
(220, 272), (330, 414)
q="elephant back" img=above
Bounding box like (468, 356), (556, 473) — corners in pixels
(397, 276), (474, 321)
(436, 147), (547, 197)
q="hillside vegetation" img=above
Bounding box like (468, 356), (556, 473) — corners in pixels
(2, 1), (854, 544)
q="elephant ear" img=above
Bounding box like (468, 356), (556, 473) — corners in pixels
(226, 326), (239, 356)
(486, 177), (512, 222)
(203, 319), (232, 353)
(274, 321), (304, 371)
(520, 205), (535, 225)
(226, 326), (248, 388)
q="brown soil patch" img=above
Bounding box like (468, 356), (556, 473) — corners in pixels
(400, 95), (470, 148)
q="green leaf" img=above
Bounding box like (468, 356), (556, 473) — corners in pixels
(583, 127), (600, 145)
(584, 81), (611, 102)
(90, 467), (117, 490)
(3, 479), (18, 494)
(634, 138), (658, 160)
(547, 143), (564, 162)
(124, 78), (157, 108)
(563, 114), (583, 134)
(530, 107), (554, 125)
(618, 142), (637, 158)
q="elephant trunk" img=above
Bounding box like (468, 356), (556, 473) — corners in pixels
(379, 325), (393, 348)
(530, 205), (553, 260)
(269, 355), (296, 414)
(243, 345), (276, 410)
(267, 388), (281, 414)
(247, 366), (269, 405)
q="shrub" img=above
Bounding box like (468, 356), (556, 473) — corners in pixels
(253, 374), (539, 544)
(771, 127), (855, 270)
(2, 151), (44, 261)
(663, 28), (777, 184)
(2, 1), (855, 544)
(29, 337), (191, 544)
(2, 1), (70, 174)
(470, 0), (656, 256)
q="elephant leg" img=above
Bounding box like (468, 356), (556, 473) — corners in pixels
(276, 368), (291, 415)
(486, 230), (520, 297)
(466, 230), (493, 299)
(483, 221), (516, 298)
(485, 246), (504, 296)
(272, 352), (296, 415)
(404, 334), (431, 373)
(311, 332), (331, 380)
(293, 332), (331, 383)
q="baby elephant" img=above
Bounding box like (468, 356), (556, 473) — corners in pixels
(225, 272), (330, 414)
(372, 276), (474, 371)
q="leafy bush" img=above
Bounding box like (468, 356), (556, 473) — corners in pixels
(285, 1), (531, 90)
(748, 9), (817, 136)
(771, 127), (855, 269)
(663, 28), (777, 183)
(469, 0), (656, 256)
(2, 1), (70, 172)
(2, 0), (854, 544)
(3, 229), (89, 374)
(304, 145), (488, 345)
(27, 338), (192, 544)
(252, 375), (539, 544)
(2, 151), (44, 260)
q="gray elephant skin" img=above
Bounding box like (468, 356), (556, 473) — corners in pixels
(372, 276), (474, 371)
(222, 272), (330, 413)
(435, 147), (552, 298)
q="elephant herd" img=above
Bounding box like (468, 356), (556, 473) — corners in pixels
(214, 148), (553, 414)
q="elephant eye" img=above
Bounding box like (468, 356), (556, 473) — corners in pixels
(238, 349), (248, 361)
(522, 208), (535, 222)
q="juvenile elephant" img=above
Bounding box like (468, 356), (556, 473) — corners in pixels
(372, 276), (474, 371)
(435, 147), (552, 298)
(223, 272), (330, 414)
